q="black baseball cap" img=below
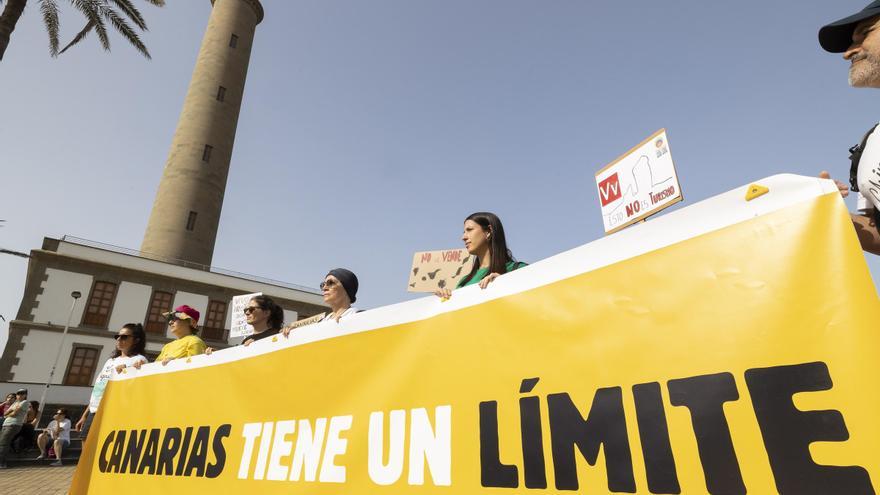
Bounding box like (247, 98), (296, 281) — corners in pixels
(820, 1), (880, 53)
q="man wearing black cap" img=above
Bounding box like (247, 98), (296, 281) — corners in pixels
(0, 389), (28, 468)
(819, 1), (880, 254)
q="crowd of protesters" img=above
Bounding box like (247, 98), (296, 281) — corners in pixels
(6, 0), (880, 472)
(0, 208), (524, 469)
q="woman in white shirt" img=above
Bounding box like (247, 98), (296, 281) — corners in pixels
(75, 323), (148, 441)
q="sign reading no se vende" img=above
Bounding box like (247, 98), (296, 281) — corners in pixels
(407, 249), (472, 292)
(595, 129), (683, 234)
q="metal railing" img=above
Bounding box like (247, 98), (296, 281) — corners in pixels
(59, 235), (321, 295)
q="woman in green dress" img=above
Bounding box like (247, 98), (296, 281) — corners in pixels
(435, 211), (526, 299)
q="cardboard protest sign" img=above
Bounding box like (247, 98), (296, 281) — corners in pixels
(407, 248), (472, 292)
(284, 312), (326, 331)
(596, 128), (683, 234)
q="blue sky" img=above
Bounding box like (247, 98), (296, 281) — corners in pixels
(1, 0), (878, 350)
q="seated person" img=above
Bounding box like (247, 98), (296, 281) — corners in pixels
(36, 408), (71, 467)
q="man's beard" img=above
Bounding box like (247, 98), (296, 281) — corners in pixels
(849, 53), (880, 87)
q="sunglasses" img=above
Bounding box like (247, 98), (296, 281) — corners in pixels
(166, 314), (180, 324)
(114, 334), (132, 341)
(243, 306), (262, 315)
(320, 279), (339, 290)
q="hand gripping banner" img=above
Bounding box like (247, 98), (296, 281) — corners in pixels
(70, 174), (879, 494)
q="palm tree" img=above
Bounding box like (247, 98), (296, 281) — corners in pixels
(0, 0), (165, 61)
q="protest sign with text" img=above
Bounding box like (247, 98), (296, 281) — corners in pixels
(407, 248), (472, 292)
(596, 128), (683, 234)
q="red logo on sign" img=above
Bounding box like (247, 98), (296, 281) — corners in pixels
(598, 173), (622, 206)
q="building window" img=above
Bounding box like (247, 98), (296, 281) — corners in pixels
(186, 211), (197, 232)
(82, 281), (117, 327)
(216, 86), (227, 102)
(63, 346), (101, 386)
(145, 290), (173, 334)
(201, 300), (227, 341)
(229, 33), (239, 48)
(202, 144), (213, 163)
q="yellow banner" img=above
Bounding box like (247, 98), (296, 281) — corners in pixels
(71, 178), (880, 494)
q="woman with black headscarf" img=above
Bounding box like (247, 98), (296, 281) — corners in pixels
(282, 268), (359, 338)
(318, 268), (359, 322)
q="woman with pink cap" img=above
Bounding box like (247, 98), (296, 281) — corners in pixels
(134, 305), (206, 368)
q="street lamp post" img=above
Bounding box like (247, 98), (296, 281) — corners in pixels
(35, 290), (82, 429)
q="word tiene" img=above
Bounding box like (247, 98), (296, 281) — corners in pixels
(237, 407), (451, 486)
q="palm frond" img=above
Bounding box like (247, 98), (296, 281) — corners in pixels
(108, 0), (146, 30)
(38, 0), (61, 56)
(58, 19), (93, 54)
(68, 0), (110, 51)
(57, 0), (163, 58)
(100, 4), (150, 59)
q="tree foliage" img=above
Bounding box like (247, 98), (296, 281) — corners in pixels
(0, 0), (165, 61)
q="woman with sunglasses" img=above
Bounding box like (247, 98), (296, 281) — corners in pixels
(150, 305), (207, 366)
(75, 323), (147, 441)
(282, 269), (359, 338)
(241, 295), (284, 344)
(435, 212), (527, 299)
(205, 295), (284, 354)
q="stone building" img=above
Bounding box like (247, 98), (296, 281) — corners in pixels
(0, 236), (325, 404)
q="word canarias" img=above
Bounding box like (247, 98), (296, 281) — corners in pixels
(98, 425), (230, 477)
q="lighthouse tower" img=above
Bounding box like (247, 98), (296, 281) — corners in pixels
(141, 0), (264, 266)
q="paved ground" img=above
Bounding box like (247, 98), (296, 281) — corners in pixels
(0, 465), (75, 494)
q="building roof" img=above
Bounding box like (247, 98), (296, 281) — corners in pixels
(47, 236), (323, 301)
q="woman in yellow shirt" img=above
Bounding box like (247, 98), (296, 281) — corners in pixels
(135, 305), (206, 368)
